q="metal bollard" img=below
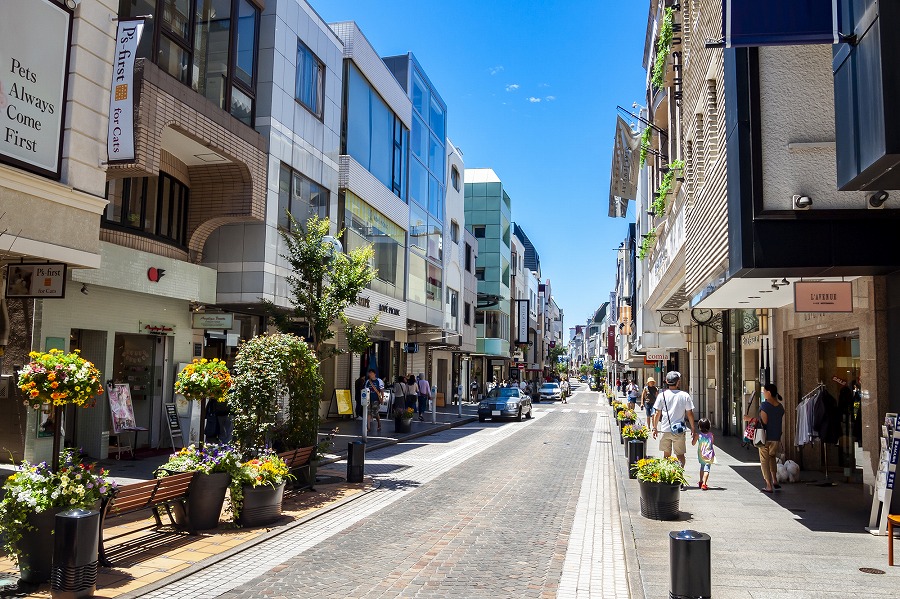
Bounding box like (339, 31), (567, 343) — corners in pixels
(347, 441), (365, 483)
(52, 508), (100, 599)
(669, 530), (711, 599)
(627, 440), (646, 479)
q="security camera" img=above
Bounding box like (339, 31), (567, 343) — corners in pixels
(65, 0), (81, 9)
(792, 195), (812, 210)
(868, 190), (889, 209)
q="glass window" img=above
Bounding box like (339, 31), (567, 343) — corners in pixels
(429, 134), (445, 182)
(502, 258), (510, 287)
(161, 0), (191, 41)
(412, 70), (428, 116)
(450, 221), (459, 243)
(426, 263), (442, 310)
(277, 165), (291, 229)
(464, 302), (471, 326)
(408, 252), (427, 305)
(296, 40), (324, 117)
(103, 173), (189, 246)
(465, 242), (473, 271)
(502, 217), (511, 247)
(473, 226), (485, 238)
(447, 288), (458, 331)
(429, 97), (445, 140)
(276, 164), (329, 229)
(450, 166), (460, 191)
(159, 36), (190, 84)
(234, 0), (257, 88)
(345, 192), (405, 300)
(475, 267), (485, 281)
(428, 176), (443, 220)
(230, 86), (253, 125)
(192, 0), (232, 110)
(392, 118), (407, 198)
(409, 158), (428, 208)
(426, 218), (442, 262)
(370, 93), (392, 188)
(409, 201), (428, 253)
(346, 65), (371, 168)
(411, 114), (428, 163)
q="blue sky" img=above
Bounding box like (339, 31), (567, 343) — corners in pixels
(315, 0), (648, 335)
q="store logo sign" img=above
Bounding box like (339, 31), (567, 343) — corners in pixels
(794, 281), (853, 313)
(140, 321), (176, 336)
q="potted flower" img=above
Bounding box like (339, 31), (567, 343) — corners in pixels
(0, 450), (115, 583)
(174, 358), (233, 447)
(616, 409), (636, 442)
(631, 457), (687, 520)
(229, 452), (291, 527)
(16, 349), (104, 470)
(622, 425), (650, 478)
(156, 444), (241, 530)
(392, 406), (415, 434)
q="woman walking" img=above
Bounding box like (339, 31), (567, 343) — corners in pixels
(758, 383), (785, 493)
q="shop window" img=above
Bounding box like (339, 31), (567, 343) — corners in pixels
(277, 163), (329, 230)
(296, 40), (324, 118)
(104, 173), (189, 246)
(344, 191), (405, 300)
(118, 0), (259, 127)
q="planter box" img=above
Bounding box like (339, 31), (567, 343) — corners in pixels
(394, 418), (413, 434)
(237, 482), (286, 527)
(638, 480), (680, 520)
(171, 472), (230, 531)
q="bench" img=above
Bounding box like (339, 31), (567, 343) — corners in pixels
(278, 446), (315, 491)
(889, 514), (900, 566)
(98, 471), (196, 566)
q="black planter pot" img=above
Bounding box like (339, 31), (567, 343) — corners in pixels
(638, 481), (681, 520)
(394, 417), (413, 434)
(619, 419), (634, 444)
(627, 439), (646, 479)
(171, 472), (230, 530)
(237, 482), (286, 527)
(17, 508), (66, 583)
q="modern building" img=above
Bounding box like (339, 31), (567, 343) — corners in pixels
(465, 168), (512, 388)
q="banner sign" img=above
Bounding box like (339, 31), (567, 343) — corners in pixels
(108, 20), (144, 162)
(723, 0), (840, 48)
(608, 116), (641, 218)
(516, 299), (530, 344)
(793, 281), (853, 313)
(5, 263), (67, 298)
(0, 0), (71, 178)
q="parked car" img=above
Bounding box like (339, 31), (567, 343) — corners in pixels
(478, 387), (533, 422)
(539, 382), (562, 402)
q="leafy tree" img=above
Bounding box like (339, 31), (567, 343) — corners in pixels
(555, 362), (567, 375)
(579, 364), (591, 376)
(547, 344), (568, 365)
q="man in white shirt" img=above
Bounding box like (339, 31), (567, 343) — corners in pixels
(651, 371), (697, 473)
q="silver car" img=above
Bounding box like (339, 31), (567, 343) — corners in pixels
(539, 382), (562, 402)
(478, 387), (533, 422)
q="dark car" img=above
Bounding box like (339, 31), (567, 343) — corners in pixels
(478, 387), (533, 422)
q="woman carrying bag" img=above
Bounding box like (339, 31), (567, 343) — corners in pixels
(758, 383), (785, 493)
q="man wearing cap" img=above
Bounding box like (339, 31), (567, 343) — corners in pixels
(651, 371), (697, 481)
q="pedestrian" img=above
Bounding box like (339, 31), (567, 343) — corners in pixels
(406, 374), (419, 412)
(393, 375), (409, 414)
(470, 379), (479, 402)
(639, 377), (658, 423)
(519, 379), (527, 391)
(758, 383), (785, 493)
(692, 418), (715, 490)
(626, 379), (639, 409)
(354, 373), (366, 420)
(560, 379), (569, 403)
(651, 371), (697, 488)
(365, 369), (384, 433)
(416, 373), (431, 421)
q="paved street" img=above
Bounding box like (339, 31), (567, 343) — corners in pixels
(139, 387), (628, 599)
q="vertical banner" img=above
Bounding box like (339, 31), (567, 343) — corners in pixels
(608, 115), (641, 218)
(108, 20), (144, 162)
(516, 299), (530, 343)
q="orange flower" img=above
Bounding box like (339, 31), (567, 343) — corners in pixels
(50, 382), (59, 389)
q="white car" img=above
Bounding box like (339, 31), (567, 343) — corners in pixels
(539, 383), (562, 402)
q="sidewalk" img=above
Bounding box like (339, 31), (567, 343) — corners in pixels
(608, 400), (900, 598)
(0, 407), (477, 598)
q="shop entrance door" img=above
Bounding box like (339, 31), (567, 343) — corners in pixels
(113, 334), (161, 450)
(67, 329), (108, 458)
(818, 334), (862, 479)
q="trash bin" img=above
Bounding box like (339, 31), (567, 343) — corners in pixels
(669, 529), (711, 599)
(347, 441), (365, 483)
(627, 440), (646, 479)
(52, 508), (100, 599)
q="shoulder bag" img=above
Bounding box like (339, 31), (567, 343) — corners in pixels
(661, 391), (686, 434)
(742, 393), (760, 445)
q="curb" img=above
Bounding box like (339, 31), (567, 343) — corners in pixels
(115, 479), (382, 599)
(115, 415), (477, 598)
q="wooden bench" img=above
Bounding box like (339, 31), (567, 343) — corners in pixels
(278, 446), (315, 491)
(889, 514), (900, 566)
(98, 471), (196, 566)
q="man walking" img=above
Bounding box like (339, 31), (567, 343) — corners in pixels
(651, 371), (697, 488)
(416, 373), (431, 421)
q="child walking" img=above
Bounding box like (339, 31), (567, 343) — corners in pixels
(693, 418), (715, 490)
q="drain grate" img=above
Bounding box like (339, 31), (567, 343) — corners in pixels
(859, 567), (885, 575)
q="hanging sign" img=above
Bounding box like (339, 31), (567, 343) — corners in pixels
(5, 263), (67, 298)
(794, 281), (853, 313)
(722, 0), (840, 48)
(107, 20), (145, 162)
(191, 313), (234, 329)
(0, 0), (71, 178)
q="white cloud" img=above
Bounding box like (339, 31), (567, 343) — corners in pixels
(545, 95), (556, 101)
(539, 83), (551, 88)
(506, 83), (520, 92)
(527, 97), (542, 103)
(489, 65), (504, 75)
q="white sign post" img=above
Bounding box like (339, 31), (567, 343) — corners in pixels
(108, 20), (144, 162)
(869, 413), (900, 535)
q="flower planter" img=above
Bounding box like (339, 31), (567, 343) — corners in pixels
(171, 472), (230, 531)
(17, 508), (68, 583)
(394, 417), (413, 434)
(638, 480), (681, 520)
(237, 482), (286, 527)
(619, 419), (634, 444)
(627, 439), (646, 479)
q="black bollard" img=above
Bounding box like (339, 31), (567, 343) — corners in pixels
(627, 439), (646, 479)
(347, 441), (365, 483)
(669, 530), (711, 599)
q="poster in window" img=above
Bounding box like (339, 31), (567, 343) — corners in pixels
(108, 383), (137, 433)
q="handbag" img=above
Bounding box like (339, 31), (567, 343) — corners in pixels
(742, 393), (760, 445)
(753, 425), (767, 446)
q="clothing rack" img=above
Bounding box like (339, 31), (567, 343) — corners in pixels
(797, 383), (836, 485)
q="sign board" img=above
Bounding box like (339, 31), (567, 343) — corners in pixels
(139, 321), (176, 336)
(644, 350), (666, 361)
(5, 263), (67, 298)
(0, 0), (71, 178)
(722, 0), (840, 48)
(164, 403), (183, 450)
(108, 383), (137, 433)
(794, 281), (853, 313)
(107, 20), (144, 162)
(192, 313), (234, 329)
(516, 299), (530, 343)
(335, 389), (353, 415)
(404, 343), (419, 353)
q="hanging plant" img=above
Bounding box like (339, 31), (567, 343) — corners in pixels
(637, 228), (657, 260)
(651, 7), (675, 89)
(639, 127), (653, 168)
(17, 349), (104, 408)
(174, 358), (233, 403)
(652, 160), (685, 217)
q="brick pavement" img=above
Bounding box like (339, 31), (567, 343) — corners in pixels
(142, 390), (630, 598)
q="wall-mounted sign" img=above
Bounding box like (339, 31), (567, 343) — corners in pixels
(404, 343), (419, 354)
(644, 350), (667, 361)
(0, 0), (71, 179)
(516, 299), (530, 344)
(147, 267), (166, 282)
(378, 303), (400, 316)
(107, 20), (145, 162)
(191, 313), (233, 329)
(5, 263), (67, 298)
(139, 321), (176, 336)
(794, 281), (853, 313)
(741, 335), (760, 347)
